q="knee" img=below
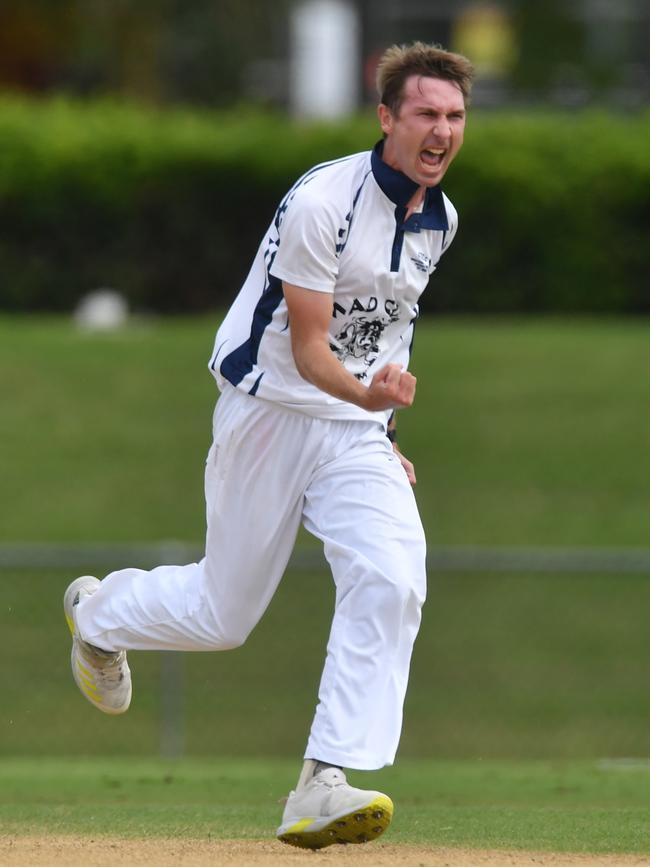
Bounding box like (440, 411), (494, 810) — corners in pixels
(376, 541), (427, 613)
(209, 630), (249, 651)
(194, 616), (252, 651)
(349, 575), (422, 654)
(351, 559), (424, 643)
(197, 593), (258, 650)
(379, 573), (424, 620)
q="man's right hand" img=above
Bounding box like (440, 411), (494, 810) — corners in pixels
(283, 283), (417, 413)
(364, 363), (416, 412)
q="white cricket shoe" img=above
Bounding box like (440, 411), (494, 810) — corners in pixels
(64, 575), (132, 715)
(276, 767), (393, 849)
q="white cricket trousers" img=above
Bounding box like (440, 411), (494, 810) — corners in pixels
(76, 384), (427, 770)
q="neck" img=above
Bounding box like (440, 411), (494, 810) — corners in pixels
(404, 185), (426, 221)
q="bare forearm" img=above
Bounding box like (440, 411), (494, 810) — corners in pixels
(283, 281), (415, 413)
(292, 335), (369, 408)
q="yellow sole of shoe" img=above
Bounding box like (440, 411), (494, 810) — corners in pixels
(278, 793), (393, 850)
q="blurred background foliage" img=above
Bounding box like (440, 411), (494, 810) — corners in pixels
(0, 0), (648, 315)
(0, 99), (648, 314)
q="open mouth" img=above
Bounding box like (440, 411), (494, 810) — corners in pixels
(420, 148), (445, 168)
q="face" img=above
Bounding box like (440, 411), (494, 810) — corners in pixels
(378, 75), (466, 188)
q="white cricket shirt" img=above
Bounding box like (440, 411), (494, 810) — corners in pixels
(209, 141), (458, 423)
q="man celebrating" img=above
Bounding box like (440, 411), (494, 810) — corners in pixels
(64, 42), (474, 849)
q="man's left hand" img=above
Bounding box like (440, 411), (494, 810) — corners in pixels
(393, 442), (416, 485)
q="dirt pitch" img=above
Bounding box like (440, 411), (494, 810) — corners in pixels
(1, 838), (649, 867)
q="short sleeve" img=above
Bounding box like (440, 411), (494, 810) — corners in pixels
(440, 195), (458, 257)
(270, 186), (339, 294)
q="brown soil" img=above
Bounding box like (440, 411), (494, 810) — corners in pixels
(1, 838), (648, 867)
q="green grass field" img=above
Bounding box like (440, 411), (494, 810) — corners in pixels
(2, 315), (649, 855)
(4, 565), (650, 761)
(1, 315), (649, 546)
(2, 757), (650, 854)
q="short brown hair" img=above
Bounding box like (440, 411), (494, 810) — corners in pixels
(376, 41), (475, 113)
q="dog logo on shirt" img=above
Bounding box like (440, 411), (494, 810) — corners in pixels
(330, 299), (400, 379)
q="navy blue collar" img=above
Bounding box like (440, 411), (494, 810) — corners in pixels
(371, 140), (449, 231)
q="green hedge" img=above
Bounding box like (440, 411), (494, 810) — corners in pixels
(1, 96), (648, 313)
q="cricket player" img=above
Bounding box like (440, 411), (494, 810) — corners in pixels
(64, 42), (474, 849)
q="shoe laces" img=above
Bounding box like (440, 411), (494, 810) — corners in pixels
(78, 638), (127, 683)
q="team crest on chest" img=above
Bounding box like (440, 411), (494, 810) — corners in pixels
(330, 297), (400, 380)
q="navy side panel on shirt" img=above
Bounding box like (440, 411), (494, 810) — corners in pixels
(219, 274), (284, 391)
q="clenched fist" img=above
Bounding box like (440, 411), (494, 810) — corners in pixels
(364, 363), (416, 412)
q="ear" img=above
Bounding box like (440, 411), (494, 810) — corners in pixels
(377, 103), (393, 136)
